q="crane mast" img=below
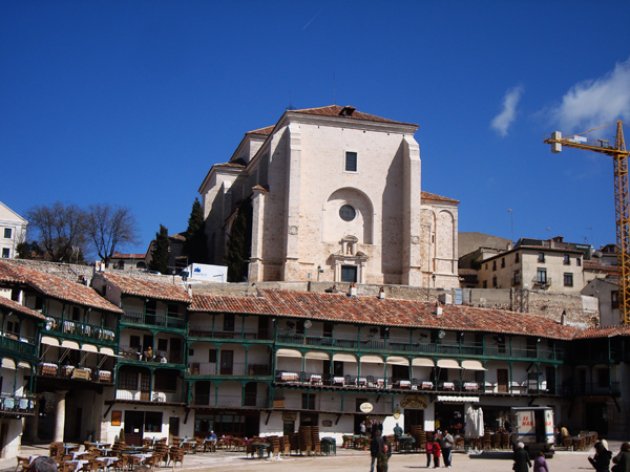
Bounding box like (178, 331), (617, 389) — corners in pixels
(545, 120), (630, 324)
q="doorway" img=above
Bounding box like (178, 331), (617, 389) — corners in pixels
(124, 411), (144, 446)
(585, 402), (608, 436)
(404, 409), (424, 434)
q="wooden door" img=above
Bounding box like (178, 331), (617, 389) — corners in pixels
(497, 369), (508, 393)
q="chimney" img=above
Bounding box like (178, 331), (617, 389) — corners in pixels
(434, 301), (443, 317)
(348, 283), (358, 297)
(378, 287), (386, 300)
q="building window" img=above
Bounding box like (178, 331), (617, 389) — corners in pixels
(302, 393), (316, 410)
(513, 271), (521, 286)
(482, 280), (487, 288)
(611, 290), (619, 309)
(223, 313), (235, 332)
(154, 371), (177, 392)
(563, 254), (571, 265)
(118, 369), (139, 390)
(1, 248), (10, 258)
(538, 252), (545, 263)
(576, 257), (582, 266)
(492, 261), (497, 271)
(341, 265), (357, 283)
(3, 228), (11, 239)
(344, 151), (357, 172)
(323, 321), (333, 338)
(339, 205), (356, 222)
(501, 258), (505, 268)
(536, 268), (547, 284)
(515, 253), (520, 263)
(492, 276), (497, 288)
(208, 349), (217, 363)
(144, 412), (163, 433)
(563, 273), (573, 287)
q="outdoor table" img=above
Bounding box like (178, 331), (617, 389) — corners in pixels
(321, 437), (336, 455)
(464, 382), (479, 391)
(442, 382), (455, 391)
(63, 444), (80, 455)
(421, 381), (433, 389)
(280, 372), (299, 382)
(396, 380), (411, 389)
(250, 442), (270, 458)
(356, 377), (367, 387)
(71, 451), (90, 460)
(398, 435), (415, 452)
(333, 376), (345, 386)
(96, 456), (117, 469)
(67, 459), (89, 471)
(309, 374), (322, 385)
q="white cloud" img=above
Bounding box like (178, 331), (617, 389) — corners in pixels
(491, 86), (524, 137)
(552, 58), (630, 132)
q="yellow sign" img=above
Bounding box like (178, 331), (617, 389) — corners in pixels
(400, 395), (429, 409)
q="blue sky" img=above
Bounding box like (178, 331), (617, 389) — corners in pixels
(2, 0), (630, 256)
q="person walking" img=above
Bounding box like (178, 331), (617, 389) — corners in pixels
(425, 434), (434, 468)
(533, 451), (549, 472)
(442, 429), (454, 468)
(513, 442), (532, 472)
(588, 440), (612, 472)
(432, 435), (442, 468)
(376, 434), (392, 472)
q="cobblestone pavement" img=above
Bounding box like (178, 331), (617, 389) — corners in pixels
(10, 442), (629, 472)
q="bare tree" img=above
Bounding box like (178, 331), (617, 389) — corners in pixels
(27, 202), (88, 262)
(86, 204), (138, 266)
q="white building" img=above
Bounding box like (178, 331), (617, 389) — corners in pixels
(0, 202), (27, 260)
(199, 105), (459, 288)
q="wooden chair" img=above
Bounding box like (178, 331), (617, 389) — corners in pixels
(169, 447), (184, 468)
(61, 462), (78, 472)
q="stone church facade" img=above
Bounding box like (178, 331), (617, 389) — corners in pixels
(198, 105), (458, 288)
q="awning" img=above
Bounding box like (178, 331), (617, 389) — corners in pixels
(437, 359), (461, 369)
(461, 360), (486, 371)
(386, 356), (409, 366)
(1, 358), (16, 370)
(412, 357), (435, 367)
(82, 344), (99, 353)
(99, 347), (116, 357)
(437, 395), (479, 403)
(359, 355), (383, 364)
(60, 340), (80, 350)
(276, 349), (302, 359)
(333, 353), (357, 363)
(17, 361), (31, 370)
(41, 336), (59, 346)
(304, 351), (330, 361)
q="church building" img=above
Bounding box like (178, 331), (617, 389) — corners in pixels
(198, 105), (459, 288)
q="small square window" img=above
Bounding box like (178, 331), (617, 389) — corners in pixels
(345, 152), (357, 172)
(3, 228), (11, 239)
(538, 253), (545, 263)
(492, 261), (497, 271)
(611, 291), (619, 309)
(515, 253), (520, 263)
(492, 276), (498, 288)
(1, 248), (10, 258)
(563, 273), (573, 287)
(576, 258), (582, 266)
(563, 254), (570, 265)
(501, 258), (505, 268)
(341, 265), (357, 283)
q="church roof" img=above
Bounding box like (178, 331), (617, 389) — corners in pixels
(421, 191), (459, 204)
(290, 105), (417, 127)
(98, 272), (191, 303)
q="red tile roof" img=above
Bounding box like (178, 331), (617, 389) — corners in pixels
(572, 325), (630, 339)
(0, 296), (45, 320)
(100, 272), (191, 303)
(291, 105), (417, 127)
(246, 125), (275, 136)
(191, 289), (577, 340)
(421, 191), (459, 204)
(0, 261), (122, 314)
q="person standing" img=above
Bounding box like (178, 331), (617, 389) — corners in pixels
(533, 451), (549, 472)
(588, 440), (612, 472)
(393, 423), (403, 451)
(370, 427), (381, 472)
(442, 429), (454, 468)
(612, 442), (630, 472)
(425, 434), (434, 468)
(376, 434), (392, 472)
(513, 442), (532, 472)
(432, 435), (442, 468)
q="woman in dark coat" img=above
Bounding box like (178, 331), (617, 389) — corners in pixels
(513, 442), (532, 472)
(612, 442), (630, 472)
(589, 440), (613, 472)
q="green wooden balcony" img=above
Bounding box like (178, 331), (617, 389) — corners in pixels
(121, 311), (186, 331)
(42, 317), (117, 347)
(0, 334), (38, 359)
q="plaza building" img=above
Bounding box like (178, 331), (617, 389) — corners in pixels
(0, 202), (27, 260)
(198, 105), (459, 288)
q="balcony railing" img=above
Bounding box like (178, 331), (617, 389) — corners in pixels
(121, 312), (186, 330)
(0, 394), (37, 416)
(188, 329), (271, 340)
(38, 362), (113, 383)
(115, 389), (184, 403)
(118, 346), (184, 365)
(0, 334), (37, 358)
(188, 362), (271, 376)
(561, 382), (621, 396)
(276, 334), (564, 361)
(43, 317), (116, 346)
(191, 394), (267, 408)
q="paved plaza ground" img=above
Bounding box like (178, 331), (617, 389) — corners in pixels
(6, 441), (629, 472)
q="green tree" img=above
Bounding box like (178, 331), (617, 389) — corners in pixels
(149, 225), (169, 274)
(184, 198), (208, 263)
(226, 199), (252, 282)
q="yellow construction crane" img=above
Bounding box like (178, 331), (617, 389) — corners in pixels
(545, 120), (630, 324)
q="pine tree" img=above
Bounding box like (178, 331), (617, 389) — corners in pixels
(226, 199), (252, 282)
(149, 225), (169, 274)
(184, 198), (208, 263)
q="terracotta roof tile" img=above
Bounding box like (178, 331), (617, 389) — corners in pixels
(246, 125), (275, 136)
(572, 325), (630, 339)
(0, 296), (45, 320)
(191, 289), (576, 340)
(291, 105), (417, 127)
(421, 191), (459, 204)
(0, 261), (122, 314)
(100, 272), (191, 303)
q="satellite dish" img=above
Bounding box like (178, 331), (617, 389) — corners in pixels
(304, 320), (312, 329)
(438, 330), (446, 339)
